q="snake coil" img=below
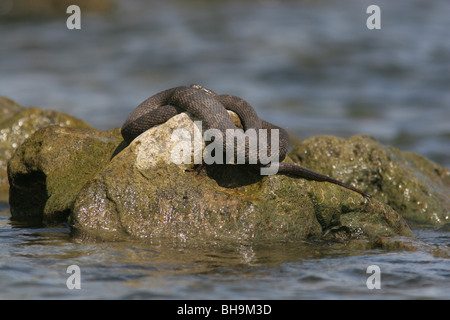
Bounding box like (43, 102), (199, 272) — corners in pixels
(122, 85), (371, 199)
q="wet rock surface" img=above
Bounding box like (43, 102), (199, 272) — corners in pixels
(290, 135), (450, 226)
(0, 97), (91, 201)
(7, 126), (122, 225)
(4, 104), (449, 243)
(5, 109), (414, 243)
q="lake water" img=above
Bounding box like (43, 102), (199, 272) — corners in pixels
(1, 205), (450, 300)
(0, 0), (449, 300)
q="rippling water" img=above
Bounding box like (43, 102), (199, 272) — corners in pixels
(1, 205), (450, 300)
(1, 0), (449, 299)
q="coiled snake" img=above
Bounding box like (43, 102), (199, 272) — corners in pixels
(121, 85), (371, 199)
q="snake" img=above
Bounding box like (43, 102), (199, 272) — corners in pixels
(121, 85), (371, 199)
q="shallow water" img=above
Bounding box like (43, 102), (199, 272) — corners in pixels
(0, 205), (449, 300)
(1, 0), (450, 300)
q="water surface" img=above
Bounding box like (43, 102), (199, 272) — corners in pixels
(1, 205), (449, 299)
(1, 0), (449, 300)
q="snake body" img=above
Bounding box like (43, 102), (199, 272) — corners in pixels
(122, 85), (371, 199)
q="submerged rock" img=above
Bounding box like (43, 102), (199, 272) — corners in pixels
(290, 135), (450, 226)
(0, 97), (91, 201)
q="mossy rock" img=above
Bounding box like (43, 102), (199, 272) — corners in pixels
(0, 97), (92, 201)
(8, 126), (122, 225)
(8, 110), (434, 242)
(70, 113), (412, 242)
(289, 135), (450, 226)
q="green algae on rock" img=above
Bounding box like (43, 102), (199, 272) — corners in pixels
(289, 134), (450, 226)
(8, 126), (122, 225)
(0, 97), (92, 201)
(70, 112), (412, 242)
(9, 107), (444, 242)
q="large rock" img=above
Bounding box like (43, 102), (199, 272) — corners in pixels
(0, 97), (92, 201)
(9, 107), (448, 243)
(289, 135), (450, 226)
(8, 126), (123, 225)
(68, 112), (412, 242)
